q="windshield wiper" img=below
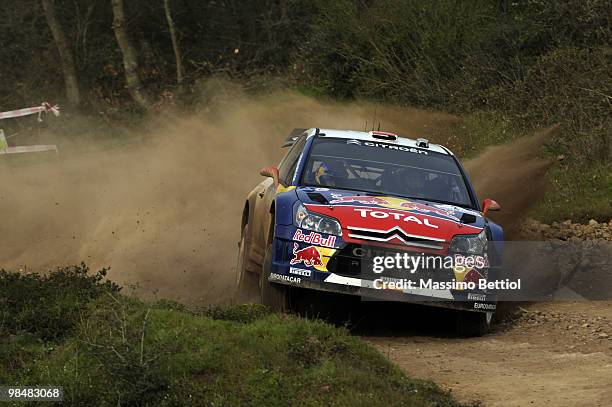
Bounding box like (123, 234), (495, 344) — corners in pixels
(301, 184), (377, 196)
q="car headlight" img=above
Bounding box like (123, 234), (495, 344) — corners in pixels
(295, 203), (342, 236)
(450, 229), (488, 255)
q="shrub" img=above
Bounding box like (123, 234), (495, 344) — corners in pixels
(0, 263), (120, 341)
(200, 303), (271, 323)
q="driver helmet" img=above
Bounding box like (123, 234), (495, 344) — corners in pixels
(315, 161), (343, 186)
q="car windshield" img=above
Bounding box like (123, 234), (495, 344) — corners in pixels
(301, 137), (473, 208)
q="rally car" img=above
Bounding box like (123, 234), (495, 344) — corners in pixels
(236, 128), (503, 336)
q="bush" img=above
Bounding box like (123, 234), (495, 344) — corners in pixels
(0, 263), (120, 341)
(300, 0), (610, 112)
(200, 303), (271, 323)
(491, 47), (611, 161)
(26, 297), (463, 406)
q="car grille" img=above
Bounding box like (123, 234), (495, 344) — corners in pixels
(347, 226), (445, 250)
(327, 243), (454, 282)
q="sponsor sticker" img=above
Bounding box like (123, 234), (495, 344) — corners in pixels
(290, 243), (324, 267)
(270, 273), (301, 284)
(346, 139), (428, 155)
(293, 229), (337, 248)
(289, 267), (312, 277)
(330, 196), (391, 205)
(474, 302), (496, 311)
(328, 195), (463, 222)
(467, 293), (487, 302)
(380, 276), (404, 291)
(354, 208), (438, 229)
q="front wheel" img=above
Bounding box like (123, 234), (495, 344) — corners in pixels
(456, 311), (493, 337)
(260, 242), (290, 312)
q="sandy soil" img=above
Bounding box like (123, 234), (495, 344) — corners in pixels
(367, 301), (612, 407)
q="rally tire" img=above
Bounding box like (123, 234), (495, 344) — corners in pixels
(456, 311), (493, 337)
(260, 242), (290, 312)
(236, 225), (260, 303)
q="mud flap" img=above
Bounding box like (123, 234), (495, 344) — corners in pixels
(456, 310), (493, 337)
(260, 243), (290, 312)
(236, 224), (260, 303)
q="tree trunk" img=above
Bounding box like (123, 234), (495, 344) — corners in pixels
(42, 0), (81, 106)
(164, 0), (185, 85)
(279, 0), (288, 20)
(110, 0), (150, 109)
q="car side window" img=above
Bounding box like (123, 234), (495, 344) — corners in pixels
(278, 135), (307, 186)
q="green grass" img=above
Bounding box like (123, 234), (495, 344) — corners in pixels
(532, 162), (612, 223)
(451, 111), (523, 159)
(0, 266), (464, 406)
(452, 111), (612, 224)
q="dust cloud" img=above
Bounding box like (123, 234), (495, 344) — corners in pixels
(0, 89), (552, 304)
(464, 125), (557, 237)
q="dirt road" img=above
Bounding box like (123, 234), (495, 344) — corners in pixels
(368, 301), (612, 407)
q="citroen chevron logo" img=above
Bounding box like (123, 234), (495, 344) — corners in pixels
(347, 226), (445, 250)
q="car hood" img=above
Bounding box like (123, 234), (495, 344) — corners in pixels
(296, 187), (484, 247)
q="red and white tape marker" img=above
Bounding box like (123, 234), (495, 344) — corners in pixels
(0, 102), (60, 121)
(0, 144), (58, 155)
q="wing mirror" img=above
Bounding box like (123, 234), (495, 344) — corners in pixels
(482, 198), (501, 217)
(260, 166), (280, 187)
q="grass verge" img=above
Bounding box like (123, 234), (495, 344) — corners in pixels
(0, 266), (464, 406)
(532, 162), (612, 223)
(455, 111), (611, 223)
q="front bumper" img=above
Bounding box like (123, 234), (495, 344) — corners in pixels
(270, 272), (497, 312)
(271, 225), (499, 313)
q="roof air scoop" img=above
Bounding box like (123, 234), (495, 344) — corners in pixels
(370, 131), (398, 141)
(416, 138), (429, 148)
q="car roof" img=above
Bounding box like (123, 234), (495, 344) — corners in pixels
(305, 128), (453, 156)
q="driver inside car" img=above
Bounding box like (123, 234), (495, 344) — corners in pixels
(313, 160), (346, 187)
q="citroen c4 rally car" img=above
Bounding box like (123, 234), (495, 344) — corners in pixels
(236, 128), (503, 336)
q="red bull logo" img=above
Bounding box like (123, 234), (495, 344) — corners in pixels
(290, 243), (324, 267)
(293, 229), (337, 248)
(327, 195), (466, 223)
(399, 201), (460, 221)
(330, 195), (390, 206)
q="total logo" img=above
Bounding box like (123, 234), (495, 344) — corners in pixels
(330, 195), (461, 222)
(354, 208), (438, 229)
(293, 229), (337, 248)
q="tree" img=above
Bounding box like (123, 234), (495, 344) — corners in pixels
(164, 0), (184, 85)
(42, 0), (81, 106)
(110, 0), (150, 109)
(279, 0), (288, 20)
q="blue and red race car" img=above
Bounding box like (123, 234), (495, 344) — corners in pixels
(236, 128), (503, 336)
